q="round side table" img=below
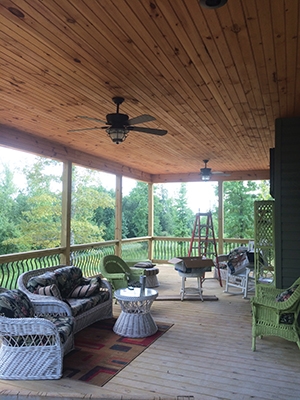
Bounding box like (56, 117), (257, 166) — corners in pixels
(113, 288), (158, 338)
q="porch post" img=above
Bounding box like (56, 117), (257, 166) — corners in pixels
(61, 160), (72, 265)
(148, 182), (154, 260)
(115, 175), (122, 257)
(217, 181), (224, 255)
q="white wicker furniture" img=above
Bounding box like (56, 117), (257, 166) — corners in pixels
(17, 265), (113, 334)
(0, 287), (74, 380)
(113, 287), (158, 338)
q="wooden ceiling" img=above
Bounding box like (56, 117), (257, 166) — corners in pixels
(1, 0), (299, 183)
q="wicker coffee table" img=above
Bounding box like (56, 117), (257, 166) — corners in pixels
(113, 287), (158, 338)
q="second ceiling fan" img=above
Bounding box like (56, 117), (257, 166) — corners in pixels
(200, 160), (231, 181)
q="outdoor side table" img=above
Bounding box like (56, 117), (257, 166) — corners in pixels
(113, 288), (158, 338)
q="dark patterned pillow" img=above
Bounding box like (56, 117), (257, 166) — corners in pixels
(54, 266), (83, 298)
(38, 284), (62, 300)
(69, 283), (100, 298)
(276, 285), (299, 302)
(0, 289), (34, 318)
(26, 271), (57, 294)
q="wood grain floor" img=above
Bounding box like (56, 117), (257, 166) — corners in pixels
(1, 265), (300, 400)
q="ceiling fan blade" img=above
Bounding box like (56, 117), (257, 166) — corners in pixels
(129, 126), (167, 136)
(77, 116), (107, 124)
(127, 114), (156, 125)
(68, 127), (105, 132)
(212, 171), (231, 176)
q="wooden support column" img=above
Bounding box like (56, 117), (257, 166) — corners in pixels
(115, 175), (122, 257)
(60, 161), (72, 265)
(148, 183), (154, 260)
(217, 181), (224, 255)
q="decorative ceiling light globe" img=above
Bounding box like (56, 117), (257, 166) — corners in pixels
(199, 0), (228, 9)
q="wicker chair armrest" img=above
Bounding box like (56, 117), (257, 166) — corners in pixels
(100, 278), (113, 296)
(102, 272), (127, 280)
(31, 298), (72, 317)
(129, 268), (145, 278)
(0, 316), (61, 338)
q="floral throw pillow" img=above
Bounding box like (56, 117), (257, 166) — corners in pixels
(0, 289), (34, 318)
(276, 285), (299, 302)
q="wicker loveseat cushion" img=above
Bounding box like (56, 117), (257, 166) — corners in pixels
(66, 290), (110, 317)
(0, 289), (34, 318)
(45, 315), (74, 344)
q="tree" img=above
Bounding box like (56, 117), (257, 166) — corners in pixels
(0, 166), (24, 253)
(154, 185), (175, 236)
(173, 184), (194, 237)
(213, 180), (261, 239)
(71, 167), (115, 244)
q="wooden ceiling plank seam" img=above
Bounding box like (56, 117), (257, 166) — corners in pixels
(158, 0), (247, 136)
(225, 0), (270, 144)
(2, 0), (258, 166)
(123, 0), (238, 142)
(270, 0), (288, 117)
(0, 12), (195, 155)
(95, 3), (231, 145)
(51, 0), (218, 152)
(242, 0), (277, 133)
(62, 0), (218, 139)
(250, 0), (282, 130)
(182, 0), (264, 158)
(0, 1), (285, 175)
(215, 1), (270, 159)
(284, 0), (299, 117)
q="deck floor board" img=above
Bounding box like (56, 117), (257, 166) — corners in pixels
(1, 265), (299, 399)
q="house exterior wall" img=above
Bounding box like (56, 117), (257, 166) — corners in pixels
(274, 118), (300, 288)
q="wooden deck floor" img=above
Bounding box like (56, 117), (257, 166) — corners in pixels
(1, 265), (300, 400)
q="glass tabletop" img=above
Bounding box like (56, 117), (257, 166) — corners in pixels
(115, 287), (158, 300)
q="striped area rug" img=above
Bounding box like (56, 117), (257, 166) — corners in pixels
(63, 318), (172, 387)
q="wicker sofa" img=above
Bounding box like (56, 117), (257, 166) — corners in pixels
(17, 265), (113, 334)
(0, 287), (74, 379)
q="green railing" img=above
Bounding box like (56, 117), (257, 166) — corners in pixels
(0, 236), (252, 289)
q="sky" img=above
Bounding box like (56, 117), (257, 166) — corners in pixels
(0, 146), (217, 213)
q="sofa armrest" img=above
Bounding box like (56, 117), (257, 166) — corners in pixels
(31, 297), (72, 317)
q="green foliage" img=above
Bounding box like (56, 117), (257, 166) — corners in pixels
(212, 180), (271, 239)
(173, 184), (194, 237)
(71, 167), (115, 244)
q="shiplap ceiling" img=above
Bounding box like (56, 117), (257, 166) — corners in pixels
(0, 0), (299, 183)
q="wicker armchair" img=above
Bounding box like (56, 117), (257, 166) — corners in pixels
(100, 255), (144, 292)
(251, 277), (300, 351)
(0, 287), (74, 379)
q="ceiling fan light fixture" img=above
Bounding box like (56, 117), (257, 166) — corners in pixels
(199, 0), (227, 9)
(106, 127), (128, 144)
(200, 167), (212, 181)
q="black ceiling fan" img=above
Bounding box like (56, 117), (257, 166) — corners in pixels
(200, 159), (231, 181)
(68, 97), (167, 144)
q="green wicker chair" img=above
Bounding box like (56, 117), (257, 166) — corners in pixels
(99, 255), (144, 292)
(251, 277), (300, 351)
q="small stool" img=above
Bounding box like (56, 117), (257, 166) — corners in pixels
(144, 266), (160, 288)
(131, 265), (160, 288)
